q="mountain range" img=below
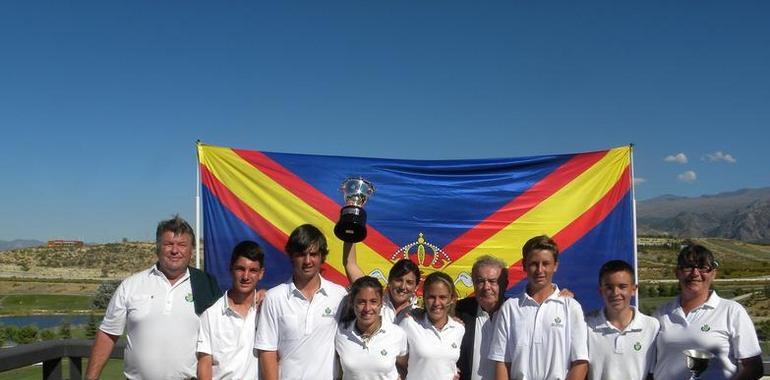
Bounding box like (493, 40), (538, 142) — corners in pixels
(637, 187), (770, 243)
(0, 239), (44, 251)
(2, 187), (769, 248)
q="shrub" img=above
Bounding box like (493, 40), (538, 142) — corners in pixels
(92, 280), (120, 309)
(12, 325), (38, 344)
(40, 329), (56, 341)
(85, 313), (99, 339)
(58, 321), (72, 339)
(0, 326), (10, 346)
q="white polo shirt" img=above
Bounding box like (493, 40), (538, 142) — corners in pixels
(653, 291), (761, 380)
(197, 291), (260, 380)
(471, 307), (495, 380)
(335, 320), (408, 380)
(399, 314), (465, 380)
(488, 286), (589, 380)
(585, 307), (659, 380)
(254, 275), (347, 380)
(100, 266), (199, 380)
(380, 293), (415, 325)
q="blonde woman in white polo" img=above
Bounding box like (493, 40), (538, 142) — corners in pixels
(399, 271), (465, 380)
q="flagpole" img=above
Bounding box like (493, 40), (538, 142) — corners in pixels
(628, 143), (639, 307)
(195, 140), (202, 269)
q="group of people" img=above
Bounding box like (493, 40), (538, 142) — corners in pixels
(84, 216), (764, 380)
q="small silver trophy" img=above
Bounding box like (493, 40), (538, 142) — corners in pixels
(683, 349), (714, 380)
(334, 177), (375, 243)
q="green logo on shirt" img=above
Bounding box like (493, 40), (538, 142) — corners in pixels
(185, 293), (194, 302)
(451, 343), (458, 349)
(380, 349), (388, 356)
(323, 307), (333, 317)
(634, 342), (642, 351)
(701, 324), (711, 332)
(551, 316), (563, 327)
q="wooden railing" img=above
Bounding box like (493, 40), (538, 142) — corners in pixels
(0, 339), (124, 380)
(0, 340), (768, 379)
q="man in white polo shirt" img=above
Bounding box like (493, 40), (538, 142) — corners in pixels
(86, 216), (221, 380)
(585, 259), (659, 380)
(197, 240), (265, 380)
(455, 255), (508, 380)
(255, 224), (348, 380)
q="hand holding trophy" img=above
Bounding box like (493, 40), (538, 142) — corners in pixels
(334, 177), (375, 243)
(683, 349), (714, 380)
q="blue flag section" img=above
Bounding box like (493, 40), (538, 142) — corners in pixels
(198, 144), (635, 312)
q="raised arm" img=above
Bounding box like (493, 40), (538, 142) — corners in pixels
(342, 242), (365, 283)
(85, 330), (119, 380)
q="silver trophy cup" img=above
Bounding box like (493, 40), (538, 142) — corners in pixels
(334, 177), (375, 243)
(683, 349), (714, 380)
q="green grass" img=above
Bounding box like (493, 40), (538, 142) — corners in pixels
(0, 358), (124, 380)
(702, 239), (770, 261)
(638, 295), (677, 315)
(0, 294), (92, 314)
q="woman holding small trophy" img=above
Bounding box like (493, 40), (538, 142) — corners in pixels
(652, 243), (763, 379)
(336, 177), (421, 324)
(343, 242), (421, 324)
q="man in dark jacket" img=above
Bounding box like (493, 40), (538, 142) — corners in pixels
(456, 255), (509, 380)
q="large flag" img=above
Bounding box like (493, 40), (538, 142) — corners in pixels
(197, 143), (635, 311)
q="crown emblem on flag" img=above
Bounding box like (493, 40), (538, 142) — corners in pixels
(391, 233), (452, 269)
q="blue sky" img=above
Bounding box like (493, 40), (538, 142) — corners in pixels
(1, 1), (768, 242)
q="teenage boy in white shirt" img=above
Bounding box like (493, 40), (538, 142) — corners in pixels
(585, 259), (659, 380)
(255, 224), (348, 380)
(197, 240), (265, 380)
(489, 235), (588, 380)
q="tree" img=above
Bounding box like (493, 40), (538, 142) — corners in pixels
(12, 325), (38, 344)
(0, 326), (10, 346)
(40, 330), (56, 341)
(662, 284), (677, 297)
(58, 320), (72, 339)
(85, 313), (99, 339)
(92, 280), (120, 309)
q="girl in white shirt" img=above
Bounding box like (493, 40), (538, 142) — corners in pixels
(336, 276), (408, 380)
(343, 242), (421, 324)
(399, 271), (465, 380)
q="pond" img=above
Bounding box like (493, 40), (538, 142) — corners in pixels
(0, 314), (99, 329)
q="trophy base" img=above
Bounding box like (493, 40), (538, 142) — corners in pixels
(334, 206), (368, 243)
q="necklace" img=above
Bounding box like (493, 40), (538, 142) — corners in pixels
(356, 317), (382, 347)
